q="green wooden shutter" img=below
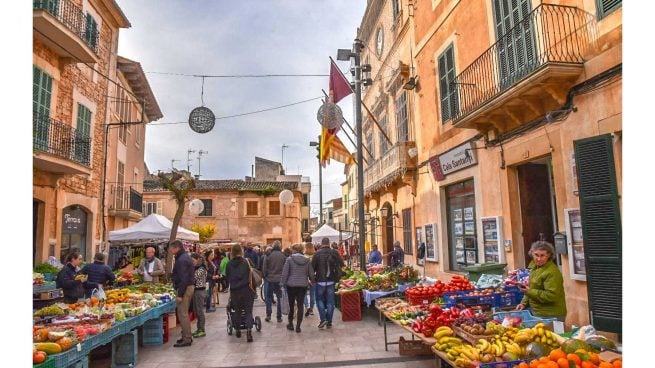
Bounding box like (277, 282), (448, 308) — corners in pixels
(85, 13), (98, 50)
(596, 0), (621, 19)
(76, 103), (92, 137)
(493, 0), (536, 89)
(75, 103), (92, 165)
(33, 66), (53, 150)
(438, 44), (458, 123)
(574, 134), (622, 333)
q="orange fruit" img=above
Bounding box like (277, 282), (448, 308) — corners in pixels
(598, 363), (612, 368)
(549, 349), (567, 361)
(557, 358), (570, 368)
(546, 362), (559, 368)
(581, 361), (596, 368)
(587, 352), (601, 365)
(611, 360), (622, 368)
(537, 364), (549, 368)
(567, 354), (582, 365)
(540, 357), (552, 363)
(518, 363), (530, 368)
(530, 360), (541, 368)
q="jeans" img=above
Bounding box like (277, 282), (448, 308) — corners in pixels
(265, 281), (283, 319)
(315, 283), (336, 323)
(193, 289), (206, 331)
(176, 285), (195, 342)
(287, 286), (306, 327)
(205, 282), (215, 310)
(304, 284), (316, 309)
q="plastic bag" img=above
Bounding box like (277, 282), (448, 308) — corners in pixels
(92, 286), (106, 300)
(474, 274), (504, 289)
(281, 288), (290, 315)
(571, 324), (596, 340)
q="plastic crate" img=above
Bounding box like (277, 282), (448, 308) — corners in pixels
(492, 310), (556, 329)
(70, 356), (89, 368)
(33, 356), (55, 368)
(341, 306), (362, 321)
(52, 346), (84, 368)
(442, 291), (467, 306)
(112, 330), (137, 368)
(340, 291), (362, 321)
(139, 318), (164, 346)
(479, 359), (529, 368)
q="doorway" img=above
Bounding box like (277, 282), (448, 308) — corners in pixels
(516, 158), (558, 267)
(382, 203), (394, 255)
(33, 200), (39, 266)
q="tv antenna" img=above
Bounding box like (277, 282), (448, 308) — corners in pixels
(197, 150), (208, 178)
(187, 149), (196, 172)
(171, 159), (180, 170)
(281, 144), (289, 173)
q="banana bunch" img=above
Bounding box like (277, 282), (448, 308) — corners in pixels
(513, 328), (536, 345)
(513, 322), (560, 349)
(433, 327), (479, 367)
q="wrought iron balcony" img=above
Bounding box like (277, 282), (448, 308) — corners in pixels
(364, 141), (416, 194)
(450, 4), (596, 132)
(33, 0), (99, 63)
(110, 186), (143, 220)
(33, 112), (91, 174)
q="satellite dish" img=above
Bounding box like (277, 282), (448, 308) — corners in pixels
(189, 198), (204, 215)
(278, 189), (294, 205)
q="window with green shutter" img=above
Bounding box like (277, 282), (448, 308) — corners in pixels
(75, 103), (92, 165)
(574, 134), (622, 333)
(85, 13), (98, 50)
(595, 0), (621, 19)
(33, 66), (53, 149)
(76, 103), (91, 137)
(438, 44), (458, 123)
(379, 116), (389, 154)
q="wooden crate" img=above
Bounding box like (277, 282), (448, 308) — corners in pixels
(398, 336), (433, 356)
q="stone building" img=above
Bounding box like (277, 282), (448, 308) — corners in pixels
(142, 179), (303, 247)
(352, 0), (622, 331)
(32, 0), (132, 263)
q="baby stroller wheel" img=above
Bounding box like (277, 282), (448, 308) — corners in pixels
(254, 316), (262, 332)
(227, 319), (233, 335)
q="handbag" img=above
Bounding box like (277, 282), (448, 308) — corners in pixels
(246, 259), (263, 290)
(281, 287), (290, 315)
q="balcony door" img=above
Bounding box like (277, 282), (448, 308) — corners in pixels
(493, 0), (537, 90)
(33, 66), (53, 151)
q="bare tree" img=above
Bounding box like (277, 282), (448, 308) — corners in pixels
(157, 170), (196, 279)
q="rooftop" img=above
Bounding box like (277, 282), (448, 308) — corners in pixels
(144, 179), (298, 193)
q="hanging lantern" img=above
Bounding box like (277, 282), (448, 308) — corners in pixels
(189, 198), (205, 215)
(316, 100), (343, 130)
(278, 189), (294, 205)
(188, 106), (215, 133)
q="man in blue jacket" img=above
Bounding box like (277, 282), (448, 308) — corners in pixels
(81, 253), (115, 298)
(368, 244), (382, 264)
(170, 240), (195, 347)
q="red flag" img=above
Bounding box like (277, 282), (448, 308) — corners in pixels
(329, 57), (353, 103)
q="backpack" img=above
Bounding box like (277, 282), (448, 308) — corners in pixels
(327, 250), (343, 281)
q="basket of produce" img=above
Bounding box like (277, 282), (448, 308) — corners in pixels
(399, 336), (433, 356)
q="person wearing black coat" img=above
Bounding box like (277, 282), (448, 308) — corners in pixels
(56, 252), (85, 303)
(204, 249), (218, 312)
(170, 241), (195, 347)
(81, 253), (116, 298)
(226, 244), (256, 342)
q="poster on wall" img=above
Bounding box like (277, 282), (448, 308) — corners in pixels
(565, 209), (586, 281)
(454, 223), (463, 236)
(455, 237), (464, 250)
(464, 221), (475, 235)
(466, 250), (477, 264)
(416, 227), (424, 265)
(453, 209), (463, 222)
(481, 216), (503, 264)
(425, 224), (438, 261)
(464, 207), (474, 221)
(456, 250), (465, 264)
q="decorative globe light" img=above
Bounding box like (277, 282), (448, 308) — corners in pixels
(316, 100), (343, 130)
(189, 198), (205, 215)
(188, 106), (215, 133)
(278, 189), (294, 205)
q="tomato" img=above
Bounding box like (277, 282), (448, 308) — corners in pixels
(34, 351), (47, 364)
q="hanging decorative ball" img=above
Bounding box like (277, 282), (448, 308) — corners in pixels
(188, 106), (215, 133)
(189, 198), (205, 215)
(278, 189), (294, 205)
(316, 100), (343, 130)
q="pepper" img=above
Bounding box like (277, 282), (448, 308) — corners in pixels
(424, 316), (437, 329)
(430, 304), (443, 316)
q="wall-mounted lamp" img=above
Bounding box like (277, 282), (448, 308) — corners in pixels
(403, 76), (419, 90)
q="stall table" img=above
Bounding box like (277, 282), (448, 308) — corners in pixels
(378, 309), (437, 352)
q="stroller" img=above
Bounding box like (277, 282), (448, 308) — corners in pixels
(226, 295), (262, 335)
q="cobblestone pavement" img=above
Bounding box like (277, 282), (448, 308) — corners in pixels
(95, 291), (436, 367)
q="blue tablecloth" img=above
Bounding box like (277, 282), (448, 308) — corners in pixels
(363, 289), (398, 307)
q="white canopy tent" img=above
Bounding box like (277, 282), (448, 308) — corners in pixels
(109, 213), (199, 242)
(310, 223), (353, 244)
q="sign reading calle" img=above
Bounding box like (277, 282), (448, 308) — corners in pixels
(429, 142), (478, 181)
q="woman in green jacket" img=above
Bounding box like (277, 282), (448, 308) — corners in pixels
(219, 252), (230, 293)
(516, 241), (567, 321)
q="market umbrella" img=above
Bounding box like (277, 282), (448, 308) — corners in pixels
(109, 214), (199, 242)
(310, 223), (353, 244)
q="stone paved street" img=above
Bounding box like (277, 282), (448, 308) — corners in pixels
(96, 292), (436, 367)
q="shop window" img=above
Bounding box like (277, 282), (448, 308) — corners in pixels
(246, 201), (258, 216)
(402, 208), (412, 254)
(61, 206), (88, 262)
(446, 179), (477, 271)
(269, 200), (280, 216)
(379, 116), (389, 154)
(199, 199), (212, 216)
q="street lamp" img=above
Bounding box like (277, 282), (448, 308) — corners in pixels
(309, 138), (323, 225)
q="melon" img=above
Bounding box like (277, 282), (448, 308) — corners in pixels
(561, 338), (593, 354)
(586, 336), (617, 352)
(525, 342), (551, 359)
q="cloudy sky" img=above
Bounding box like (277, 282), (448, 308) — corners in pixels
(115, 0), (367, 217)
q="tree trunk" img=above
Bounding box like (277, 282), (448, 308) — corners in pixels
(165, 202), (185, 280)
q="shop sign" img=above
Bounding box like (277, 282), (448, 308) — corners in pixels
(62, 207), (86, 234)
(429, 142), (478, 181)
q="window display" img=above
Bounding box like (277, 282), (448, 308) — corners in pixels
(565, 208), (586, 281)
(482, 216), (503, 263)
(446, 179), (477, 271)
(425, 223), (438, 261)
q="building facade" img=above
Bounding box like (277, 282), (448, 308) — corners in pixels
(142, 179), (303, 247)
(33, 0), (131, 263)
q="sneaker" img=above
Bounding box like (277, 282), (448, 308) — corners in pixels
(318, 320), (328, 329)
(173, 340), (192, 347)
(265, 316), (271, 322)
(326, 321), (332, 329)
(286, 323), (295, 331)
(277, 317), (283, 323)
(235, 329), (241, 338)
(304, 309), (311, 317)
(308, 309), (314, 315)
(206, 308), (216, 313)
(295, 326), (301, 333)
(192, 330), (206, 338)
(176, 338), (184, 344)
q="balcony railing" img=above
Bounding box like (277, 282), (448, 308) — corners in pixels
(33, 0), (99, 52)
(111, 186), (143, 214)
(451, 4), (596, 123)
(364, 141), (416, 193)
(33, 112), (91, 167)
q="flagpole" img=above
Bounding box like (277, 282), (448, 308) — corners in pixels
(352, 40), (367, 272)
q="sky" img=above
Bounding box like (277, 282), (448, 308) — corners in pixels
(115, 0), (367, 218)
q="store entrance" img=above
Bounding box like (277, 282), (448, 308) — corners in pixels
(516, 158), (558, 267)
(382, 202), (394, 255)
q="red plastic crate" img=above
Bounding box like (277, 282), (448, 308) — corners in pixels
(162, 314), (169, 344)
(341, 306), (362, 321)
(340, 291), (362, 321)
(406, 292), (439, 306)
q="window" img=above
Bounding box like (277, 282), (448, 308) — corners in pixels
(395, 91), (409, 142)
(246, 201), (258, 216)
(134, 124), (141, 147)
(302, 193), (309, 206)
(76, 103), (92, 137)
(84, 13), (98, 51)
(269, 200), (280, 216)
(117, 161), (125, 186)
(75, 103), (92, 164)
(143, 201), (162, 216)
(438, 44), (459, 123)
(446, 179), (477, 270)
(365, 125), (374, 160)
(596, 0), (621, 19)
(379, 116), (389, 154)
(402, 208), (412, 254)
(199, 199), (213, 216)
(392, 0), (401, 19)
(33, 66), (53, 117)
(302, 219), (309, 232)
(117, 88), (131, 143)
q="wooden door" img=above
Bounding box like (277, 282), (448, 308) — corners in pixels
(517, 163), (555, 266)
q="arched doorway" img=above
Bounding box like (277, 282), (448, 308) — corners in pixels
(382, 202), (394, 255)
(61, 205), (89, 262)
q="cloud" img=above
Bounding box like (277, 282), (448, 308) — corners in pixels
(117, 0), (365, 210)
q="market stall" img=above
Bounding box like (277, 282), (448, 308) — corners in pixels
(33, 283), (176, 368)
(310, 223), (352, 243)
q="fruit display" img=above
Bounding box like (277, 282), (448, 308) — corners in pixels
(432, 326), (479, 367)
(445, 275), (475, 292)
(34, 304), (65, 316)
(115, 270), (138, 284)
(393, 265), (420, 284)
(513, 323), (562, 351)
(34, 263), (61, 275)
(33, 272), (46, 285)
(336, 270), (367, 293)
(367, 264), (386, 275)
(362, 273), (397, 291)
(524, 347), (622, 368)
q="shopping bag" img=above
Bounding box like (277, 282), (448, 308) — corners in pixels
(91, 286), (106, 300)
(281, 288), (290, 315)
